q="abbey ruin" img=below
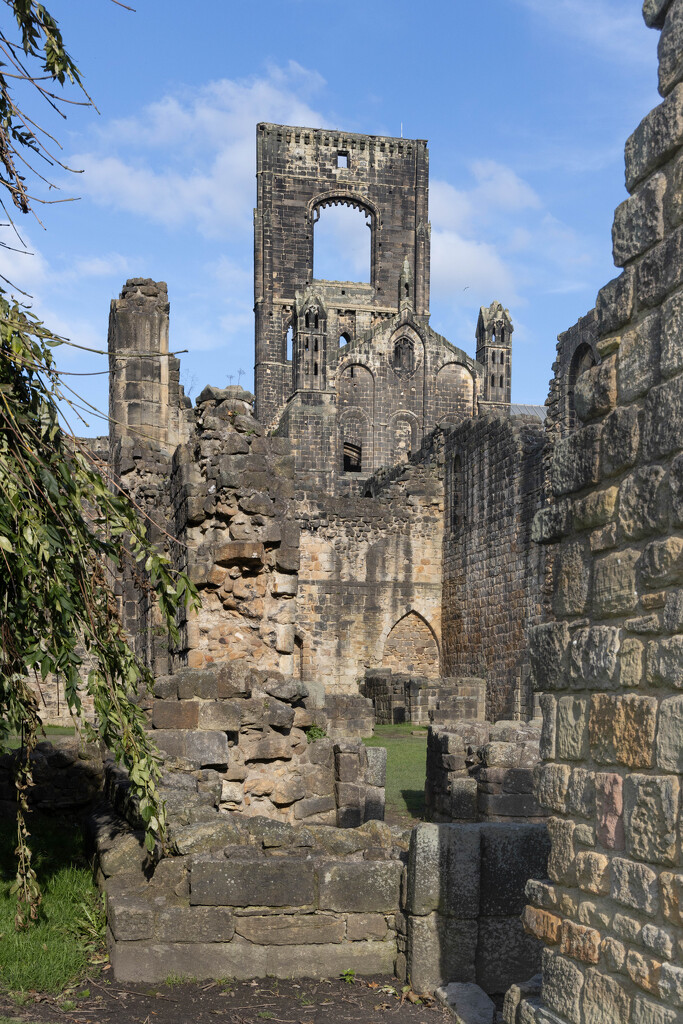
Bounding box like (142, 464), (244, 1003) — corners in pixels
(19, 2), (682, 1021)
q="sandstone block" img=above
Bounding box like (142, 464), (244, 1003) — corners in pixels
(435, 981), (495, 1024)
(294, 795), (336, 819)
(197, 700), (242, 731)
(547, 818), (576, 886)
(107, 936), (268, 983)
(626, 83), (683, 190)
(267, 938), (396, 979)
(661, 289), (683, 378)
(658, 1), (683, 96)
(595, 270), (634, 335)
(551, 427), (601, 496)
(190, 858), (315, 907)
(539, 694), (556, 760)
(566, 768), (596, 819)
(601, 406), (641, 477)
(214, 541), (265, 566)
(644, 374), (683, 459)
(646, 636), (683, 687)
(553, 539), (591, 617)
(346, 912), (388, 941)
(624, 773), (679, 865)
(407, 913), (477, 994)
(541, 950), (584, 1024)
(406, 823), (480, 919)
(618, 466), (667, 540)
(656, 696), (683, 771)
(98, 831), (147, 878)
(318, 860), (402, 913)
(556, 697), (589, 761)
(560, 920), (600, 964)
(575, 852), (610, 895)
(522, 906), (561, 945)
(271, 572), (298, 596)
(530, 622), (570, 691)
(153, 730), (228, 768)
(631, 995), (677, 1024)
(657, 963), (683, 1005)
(107, 897), (154, 941)
(581, 969), (631, 1024)
(365, 745), (387, 786)
(271, 777), (306, 806)
(573, 487), (618, 530)
(154, 905), (234, 943)
(644, 0), (675, 30)
(611, 857), (659, 915)
(595, 773), (625, 850)
(574, 361), (616, 421)
(593, 549), (640, 616)
(641, 536), (683, 586)
(531, 502), (571, 544)
(234, 913), (344, 945)
(612, 174), (666, 266)
(569, 626), (620, 689)
(534, 763), (570, 814)
(479, 824), (550, 917)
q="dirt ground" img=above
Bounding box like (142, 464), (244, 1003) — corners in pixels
(0, 974), (451, 1024)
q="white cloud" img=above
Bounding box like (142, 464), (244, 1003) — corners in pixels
(431, 231), (518, 304)
(514, 0), (653, 64)
(72, 63), (330, 237)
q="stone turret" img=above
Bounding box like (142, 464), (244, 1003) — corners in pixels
(108, 278), (190, 453)
(476, 300), (513, 405)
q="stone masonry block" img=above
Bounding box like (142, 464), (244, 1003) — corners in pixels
(407, 913), (477, 995)
(214, 541), (265, 566)
(595, 270), (634, 336)
(477, 917), (542, 996)
(406, 823), (480, 919)
(659, 1), (683, 96)
(625, 82), (683, 190)
(154, 906), (234, 943)
(529, 622), (570, 692)
(569, 626), (620, 690)
(595, 773), (625, 850)
(592, 549), (640, 616)
(644, 374), (683, 459)
(574, 361), (616, 422)
(541, 950), (584, 1024)
(197, 700), (242, 732)
(190, 857), (315, 907)
(624, 774), (680, 866)
(612, 174), (666, 266)
(318, 860), (402, 913)
(581, 969), (631, 1024)
(151, 700), (199, 731)
(152, 730), (228, 768)
(644, 0), (674, 30)
(107, 935), (268, 983)
(234, 914), (344, 945)
(107, 897), (154, 941)
(661, 288), (683, 377)
(601, 406), (641, 478)
(646, 636), (683, 687)
(551, 426), (601, 497)
(553, 539), (591, 617)
(556, 697), (589, 761)
(618, 313), (661, 404)
(268, 939), (396, 980)
(611, 857), (660, 916)
(656, 695), (683, 771)
(479, 824), (550, 918)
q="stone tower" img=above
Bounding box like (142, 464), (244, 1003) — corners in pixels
(476, 300), (513, 405)
(253, 123), (431, 427)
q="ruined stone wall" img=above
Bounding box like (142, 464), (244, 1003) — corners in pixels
(441, 414), (546, 722)
(512, 5), (683, 1023)
(293, 462), (444, 691)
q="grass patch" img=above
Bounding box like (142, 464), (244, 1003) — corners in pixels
(0, 813), (105, 994)
(3, 725), (76, 752)
(363, 724), (428, 824)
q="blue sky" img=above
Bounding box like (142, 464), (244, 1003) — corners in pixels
(5, 0), (660, 428)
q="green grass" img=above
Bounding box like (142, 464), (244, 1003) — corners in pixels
(3, 725), (76, 751)
(363, 723), (428, 824)
(0, 813), (105, 994)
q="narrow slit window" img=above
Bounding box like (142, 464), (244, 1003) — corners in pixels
(500, 375), (504, 388)
(491, 374), (495, 388)
(314, 362), (318, 376)
(286, 325), (293, 361)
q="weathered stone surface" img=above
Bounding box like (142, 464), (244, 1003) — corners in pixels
(234, 914), (344, 945)
(569, 626), (620, 689)
(98, 831), (147, 878)
(612, 175), (666, 266)
(190, 858), (315, 907)
(107, 897), (154, 941)
(153, 730), (228, 768)
(541, 951), (584, 1024)
(267, 939), (396, 979)
(593, 549), (640, 616)
(551, 427), (601, 497)
(601, 406), (641, 478)
(659, 1), (683, 96)
(624, 774), (679, 866)
(107, 935), (268, 983)
(154, 905), (234, 943)
(435, 982), (495, 1024)
(553, 539), (591, 616)
(631, 995), (677, 1024)
(581, 969), (631, 1024)
(214, 541), (265, 566)
(611, 857), (660, 916)
(479, 825), (550, 917)
(644, 374), (683, 459)
(406, 823), (480, 919)
(556, 697), (589, 761)
(646, 635), (683, 687)
(626, 83), (683, 190)
(407, 913), (477, 994)
(655, 695), (683, 770)
(346, 913), (388, 941)
(197, 700), (242, 731)
(618, 466), (667, 540)
(318, 860), (402, 913)
(595, 773), (625, 850)
(530, 623), (570, 691)
(574, 361), (616, 421)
